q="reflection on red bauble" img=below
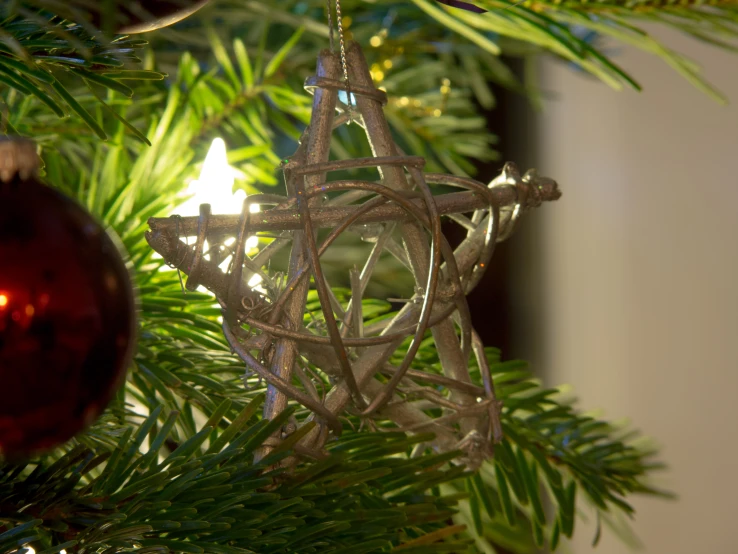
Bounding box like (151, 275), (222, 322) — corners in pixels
(0, 176), (136, 457)
(84, 0), (213, 34)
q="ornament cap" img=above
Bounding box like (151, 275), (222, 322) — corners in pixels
(0, 136), (39, 183)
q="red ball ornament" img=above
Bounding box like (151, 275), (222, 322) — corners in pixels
(75, 0), (212, 34)
(117, 0), (213, 34)
(0, 138), (136, 458)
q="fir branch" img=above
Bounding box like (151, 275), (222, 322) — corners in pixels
(0, 7), (166, 139)
(426, 0), (735, 99)
(0, 409), (471, 553)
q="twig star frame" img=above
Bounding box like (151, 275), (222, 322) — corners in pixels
(147, 42), (561, 468)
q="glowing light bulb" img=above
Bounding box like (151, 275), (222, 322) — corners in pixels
(0, 293), (7, 307)
(176, 138), (245, 217)
(166, 139), (263, 285)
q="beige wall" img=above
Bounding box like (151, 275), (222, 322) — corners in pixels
(528, 29), (738, 553)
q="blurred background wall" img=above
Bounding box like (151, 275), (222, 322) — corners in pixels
(505, 28), (738, 554)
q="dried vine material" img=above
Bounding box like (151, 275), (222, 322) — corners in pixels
(146, 41), (561, 469)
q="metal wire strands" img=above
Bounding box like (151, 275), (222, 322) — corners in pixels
(146, 42), (561, 468)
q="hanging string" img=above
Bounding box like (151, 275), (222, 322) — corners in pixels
(334, 0), (354, 117)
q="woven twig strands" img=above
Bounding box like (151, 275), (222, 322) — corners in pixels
(147, 42), (561, 468)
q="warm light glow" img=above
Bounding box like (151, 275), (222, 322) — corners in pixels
(172, 138), (262, 277)
(247, 273), (267, 295)
(25, 304), (34, 317)
(369, 64), (384, 82)
(176, 138), (245, 217)
(223, 232), (258, 250)
(0, 294), (7, 308)
(248, 274), (263, 288)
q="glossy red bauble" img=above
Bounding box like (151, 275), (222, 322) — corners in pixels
(84, 0), (212, 34)
(0, 176), (136, 457)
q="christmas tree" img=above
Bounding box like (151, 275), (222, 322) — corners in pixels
(2, 0), (732, 552)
